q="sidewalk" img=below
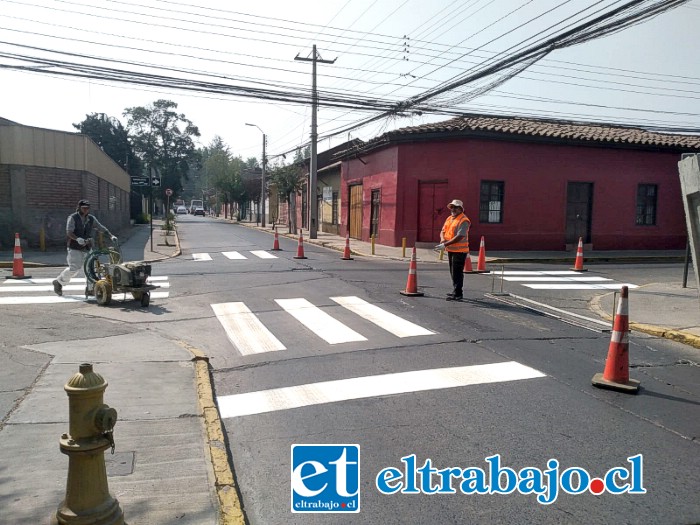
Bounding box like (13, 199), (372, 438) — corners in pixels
(1, 217), (698, 524)
(0, 222), (242, 525)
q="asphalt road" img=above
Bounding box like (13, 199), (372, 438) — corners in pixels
(2, 215), (698, 525)
(171, 217), (699, 524)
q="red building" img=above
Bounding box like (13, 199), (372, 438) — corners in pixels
(336, 115), (700, 251)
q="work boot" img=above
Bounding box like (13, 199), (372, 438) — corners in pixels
(52, 280), (63, 296)
(446, 295), (462, 302)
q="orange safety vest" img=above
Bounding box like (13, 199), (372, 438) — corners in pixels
(442, 213), (470, 253)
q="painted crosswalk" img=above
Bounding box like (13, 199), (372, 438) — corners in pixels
(0, 276), (170, 305)
(486, 270), (637, 290)
(211, 296), (436, 356)
(195, 251), (280, 261)
(217, 361), (546, 418)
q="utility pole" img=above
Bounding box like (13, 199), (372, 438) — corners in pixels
(295, 45), (335, 239)
(245, 123), (267, 228)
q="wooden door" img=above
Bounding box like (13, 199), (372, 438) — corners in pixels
(417, 181), (448, 242)
(349, 184), (363, 239)
(566, 182), (593, 244)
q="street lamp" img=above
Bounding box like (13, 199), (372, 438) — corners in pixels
(245, 123), (267, 228)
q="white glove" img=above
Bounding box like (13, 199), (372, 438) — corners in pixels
(76, 237), (86, 246)
(111, 235), (118, 243)
(435, 243), (445, 251)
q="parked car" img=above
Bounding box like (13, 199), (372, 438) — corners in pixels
(194, 206), (206, 216)
(176, 205), (187, 215)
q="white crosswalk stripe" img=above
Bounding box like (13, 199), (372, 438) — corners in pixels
(222, 251), (246, 259)
(275, 298), (367, 344)
(0, 277), (170, 305)
(211, 302), (286, 355)
(217, 361), (546, 418)
(199, 251), (280, 260)
(331, 296), (435, 338)
(485, 270), (637, 290)
(212, 296), (436, 355)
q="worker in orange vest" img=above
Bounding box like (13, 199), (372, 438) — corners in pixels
(436, 199), (471, 301)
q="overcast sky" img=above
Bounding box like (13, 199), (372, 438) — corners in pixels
(1, 0), (699, 164)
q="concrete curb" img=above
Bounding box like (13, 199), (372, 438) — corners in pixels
(178, 342), (245, 525)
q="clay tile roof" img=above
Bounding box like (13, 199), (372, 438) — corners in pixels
(380, 114), (700, 150)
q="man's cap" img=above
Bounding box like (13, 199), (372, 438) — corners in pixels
(447, 199), (463, 209)
(78, 199), (90, 207)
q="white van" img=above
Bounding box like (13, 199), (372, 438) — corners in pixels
(189, 199), (203, 214)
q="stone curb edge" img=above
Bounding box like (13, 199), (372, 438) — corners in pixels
(178, 342), (245, 525)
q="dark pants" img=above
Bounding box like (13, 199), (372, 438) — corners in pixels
(448, 251), (467, 297)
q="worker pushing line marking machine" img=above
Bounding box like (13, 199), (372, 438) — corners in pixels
(83, 239), (159, 307)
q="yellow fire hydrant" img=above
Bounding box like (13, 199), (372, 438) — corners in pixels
(52, 363), (125, 525)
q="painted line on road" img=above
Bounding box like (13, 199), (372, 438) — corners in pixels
(217, 361), (546, 418)
(0, 291), (170, 305)
(192, 253), (213, 261)
(0, 282), (170, 293)
(504, 293), (612, 327)
(503, 276), (610, 282)
(275, 298), (367, 344)
(211, 302), (286, 355)
(524, 283), (639, 290)
(222, 251), (247, 260)
(331, 296), (436, 338)
(486, 271), (582, 276)
(1, 276), (169, 284)
(250, 250), (278, 259)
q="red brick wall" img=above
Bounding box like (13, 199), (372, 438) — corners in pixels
(25, 167), (82, 209)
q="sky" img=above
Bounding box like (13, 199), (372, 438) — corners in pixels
(1, 0), (699, 165)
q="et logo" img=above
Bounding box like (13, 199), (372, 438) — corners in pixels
(291, 444), (360, 513)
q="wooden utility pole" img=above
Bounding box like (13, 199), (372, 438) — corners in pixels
(295, 45), (335, 239)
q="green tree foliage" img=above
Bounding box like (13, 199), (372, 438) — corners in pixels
(73, 113), (141, 177)
(195, 137), (254, 220)
(123, 99), (201, 197)
(269, 161), (306, 233)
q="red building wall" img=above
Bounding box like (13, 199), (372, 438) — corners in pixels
(342, 137), (687, 251)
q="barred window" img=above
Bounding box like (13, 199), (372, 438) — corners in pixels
(479, 181), (504, 223)
(332, 191), (339, 225)
(636, 184), (657, 226)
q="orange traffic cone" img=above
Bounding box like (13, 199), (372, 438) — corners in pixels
(293, 231), (307, 259)
(463, 251), (486, 274)
(400, 247), (424, 296)
(476, 236), (487, 272)
(571, 237), (587, 272)
(7, 233), (31, 280)
(271, 226), (281, 251)
(341, 233), (353, 260)
(592, 286), (640, 393)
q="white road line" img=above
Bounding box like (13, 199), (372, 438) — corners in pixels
(0, 291), (170, 305)
(217, 361), (546, 418)
(0, 281), (170, 293)
(211, 302), (286, 355)
(331, 296), (435, 338)
(4, 276), (166, 284)
(524, 283), (639, 290)
(503, 293), (612, 328)
(250, 250), (278, 259)
(192, 253), (213, 261)
(503, 276), (610, 282)
(275, 298), (367, 344)
(487, 271), (582, 276)
(222, 251), (247, 259)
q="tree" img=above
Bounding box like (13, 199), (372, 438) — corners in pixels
(73, 113), (141, 177)
(269, 161), (306, 233)
(123, 99), (201, 197)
